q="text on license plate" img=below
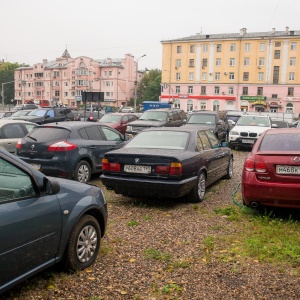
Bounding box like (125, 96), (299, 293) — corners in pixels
(242, 139), (255, 144)
(276, 165), (300, 175)
(30, 163), (41, 170)
(124, 165), (151, 174)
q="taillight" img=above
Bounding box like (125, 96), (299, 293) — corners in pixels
(102, 158), (109, 170)
(169, 162), (182, 175)
(244, 159), (266, 173)
(47, 141), (77, 152)
(101, 158), (120, 172)
(90, 113), (93, 120)
(16, 140), (22, 149)
(156, 165), (170, 174)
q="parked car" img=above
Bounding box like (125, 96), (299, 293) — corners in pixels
(126, 108), (187, 136)
(0, 119), (36, 153)
(228, 114), (273, 149)
(98, 113), (138, 135)
(101, 127), (233, 203)
(13, 103), (38, 111)
(271, 120), (289, 128)
(183, 111), (229, 142)
(0, 111), (13, 119)
(242, 128), (300, 209)
(120, 107), (134, 113)
(16, 122), (127, 182)
(13, 107), (75, 124)
(0, 148), (107, 294)
(8, 109), (33, 119)
(87, 111), (104, 122)
(289, 120), (299, 128)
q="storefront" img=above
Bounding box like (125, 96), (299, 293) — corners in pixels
(240, 96), (267, 112)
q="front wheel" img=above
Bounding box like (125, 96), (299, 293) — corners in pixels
(224, 157), (233, 179)
(188, 171), (206, 203)
(66, 215), (101, 271)
(75, 161), (91, 182)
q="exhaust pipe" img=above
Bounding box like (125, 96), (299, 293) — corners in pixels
(250, 202), (259, 208)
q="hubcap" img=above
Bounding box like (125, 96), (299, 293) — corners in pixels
(198, 174), (206, 200)
(229, 159), (233, 177)
(76, 225), (97, 263)
(78, 165), (89, 182)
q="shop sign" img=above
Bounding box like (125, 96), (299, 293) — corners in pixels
(178, 94), (189, 99)
(240, 96), (266, 102)
(252, 100), (267, 106)
(282, 97), (300, 101)
(75, 96), (82, 101)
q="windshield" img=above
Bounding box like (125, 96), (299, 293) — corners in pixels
(28, 109), (46, 117)
(100, 114), (122, 123)
(236, 116), (270, 127)
(187, 114), (216, 124)
(125, 131), (189, 150)
(139, 111), (168, 121)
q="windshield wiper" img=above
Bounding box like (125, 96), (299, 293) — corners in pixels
(27, 136), (37, 141)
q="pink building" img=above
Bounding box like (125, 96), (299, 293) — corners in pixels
(14, 50), (144, 108)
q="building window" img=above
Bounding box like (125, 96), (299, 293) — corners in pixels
(176, 73), (181, 80)
(258, 72), (264, 81)
(201, 86), (206, 95)
(230, 43), (236, 51)
(203, 44), (208, 52)
(55, 91), (60, 97)
(286, 103), (294, 113)
(54, 81), (59, 86)
(244, 43), (250, 51)
(288, 87), (294, 96)
(190, 45), (195, 53)
(189, 59), (195, 67)
(76, 69), (87, 75)
(228, 87), (234, 95)
(243, 72), (249, 81)
(174, 99), (180, 108)
(215, 72), (220, 80)
(272, 94), (278, 98)
(106, 81), (111, 86)
(275, 42), (281, 47)
(202, 72), (207, 80)
(175, 86), (180, 93)
(291, 42), (297, 50)
(76, 80), (87, 86)
(213, 100), (220, 111)
(216, 58), (221, 66)
(216, 44), (222, 52)
(202, 58), (207, 67)
(258, 57), (265, 66)
(37, 91), (41, 96)
(109, 71), (112, 76)
(189, 72), (194, 80)
(177, 46), (182, 53)
(244, 57), (250, 66)
(257, 87), (263, 95)
(274, 50), (281, 59)
(54, 71), (60, 77)
(230, 58), (235, 66)
(176, 59), (181, 67)
(243, 87), (248, 95)
(188, 86), (193, 94)
(229, 72), (234, 80)
(200, 101), (206, 110)
(290, 57), (296, 66)
(64, 82), (68, 86)
(64, 92), (68, 97)
(289, 72), (295, 81)
(214, 86), (220, 94)
(187, 100), (193, 111)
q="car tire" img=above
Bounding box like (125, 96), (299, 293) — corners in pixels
(224, 157), (233, 179)
(66, 215), (101, 271)
(75, 161), (91, 182)
(188, 171), (206, 203)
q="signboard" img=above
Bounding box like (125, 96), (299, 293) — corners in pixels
(240, 96), (266, 101)
(282, 97), (300, 102)
(82, 92), (104, 102)
(75, 96), (82, 102)
(178, 94), (189, 98)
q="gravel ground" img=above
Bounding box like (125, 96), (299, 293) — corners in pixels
(2, 149), (300, 300)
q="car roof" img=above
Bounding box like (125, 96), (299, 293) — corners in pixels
(36, 121), (112, 130)
(143, 126), (212, 133)
(265, 128), (300, 135)
(189, 111), (217, 115)
(0, 119), (37, 126)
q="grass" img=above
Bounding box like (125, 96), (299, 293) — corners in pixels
(144, 248), (172, 262)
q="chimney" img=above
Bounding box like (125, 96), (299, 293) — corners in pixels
(272, 28), (276, 34)
(285, 26), (289, 33)
(240, 28), (247, 36)
(43, 59), (48, 65)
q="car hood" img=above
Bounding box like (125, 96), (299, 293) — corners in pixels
(129, 120), (166, 127)
(232, 125), (271, 133)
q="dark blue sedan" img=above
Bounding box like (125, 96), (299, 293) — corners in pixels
(0, 149), (108, 294)
(101, 127), (233, 203)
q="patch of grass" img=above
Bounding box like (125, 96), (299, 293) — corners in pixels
(144, 248), (172, 262)
(214, 206), (240, 221)
(210, 225), (222, 231)
(169, 260), (190, 269)
(99, 246), (112, 255)
(87, 297), (103, 300)
(161, 283), (182, 294)
(127, 221), (139, 227)
(143, 215), (152, 221)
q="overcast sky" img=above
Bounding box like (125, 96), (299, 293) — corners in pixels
(1, 0), (299, 70)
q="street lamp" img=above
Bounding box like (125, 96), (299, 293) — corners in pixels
(134, 54), (146, 112)
(1, 81), (15, 110)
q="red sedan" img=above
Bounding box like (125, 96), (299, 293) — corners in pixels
(242, 128), (300, 209)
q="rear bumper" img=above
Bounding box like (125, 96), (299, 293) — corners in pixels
(100, 174), (197, 199)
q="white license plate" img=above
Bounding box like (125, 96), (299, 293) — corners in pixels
(29, 163), (41, 170)
(124, 165), (151, 174)
(276, 165), (300, 175)
(242, 139), (255, 144)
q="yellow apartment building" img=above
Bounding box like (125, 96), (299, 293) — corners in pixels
(161, 27), (300, 117)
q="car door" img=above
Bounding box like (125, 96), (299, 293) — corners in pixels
(0, 123), (27, 153)
(0, 156), (62, 288)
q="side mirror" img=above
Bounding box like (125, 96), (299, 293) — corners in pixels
(183, 119), (187, 124)
(43, 177), (60, 195)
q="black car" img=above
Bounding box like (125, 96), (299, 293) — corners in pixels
(0, 148), (107, 293)
(183, 111), (229, 142)
(126, 108), (186, 136)
(16, 122), (127, 182)
(101, 127), (233, 203)
(13, 107), (74, 124)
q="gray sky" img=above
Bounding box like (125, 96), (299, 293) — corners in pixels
(1, 0), (298, 70)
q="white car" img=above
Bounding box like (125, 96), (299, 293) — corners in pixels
(228, 114), (273, 149)
(120, 107), (134, 113)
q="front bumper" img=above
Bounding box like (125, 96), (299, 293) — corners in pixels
(228, 137), (257, 148)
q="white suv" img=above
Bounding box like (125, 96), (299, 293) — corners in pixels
(228, 114), (272, 149)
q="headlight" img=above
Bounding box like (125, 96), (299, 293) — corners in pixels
(127, 126), (132, 131)
(230, 131), (239, 136)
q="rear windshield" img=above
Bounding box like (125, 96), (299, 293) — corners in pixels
(100, 114), (122, 123)
(260, 133), (300, 151)
(27, 127), (70, 142)
(139, 111), (168, 121)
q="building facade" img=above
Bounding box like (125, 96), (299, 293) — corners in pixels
(14, 51), (143, 108)
(161, 27), (300, 118)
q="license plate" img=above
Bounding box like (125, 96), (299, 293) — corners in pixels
(29, 163), (41, 170)
(242, 139), (255, 144)
(124, 165), (151, 174)
(276, 165), (300, 175)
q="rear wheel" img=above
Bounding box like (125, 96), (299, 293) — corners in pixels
(75, 161), (91, 183)
(188, 171), (206, 203)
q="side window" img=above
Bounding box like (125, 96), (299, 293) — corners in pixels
(46, 110), (55, 117)
(2, 124), (25, 138)
(196, 132), (204, 151)
(198, 131), (211, 150)
(0, 157), (35, 201)
(129, 115), (137, 122)
(205, 131), (219, 148)
(122, 116), (129, 123)
(101, 127), (121, 141)
(78, 128), (89, 139)
(85, 126), (103, 140)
